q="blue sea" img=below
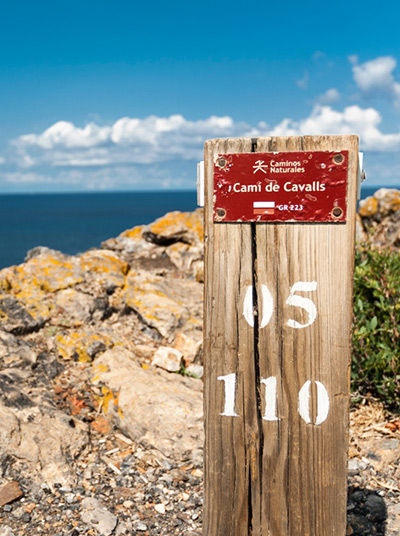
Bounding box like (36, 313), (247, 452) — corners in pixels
(0, 185), (395, 269)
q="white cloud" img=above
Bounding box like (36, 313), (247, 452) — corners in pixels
(316, 88), (340, 105)
(267, 104), (400, 151)
(13, 114), (245, 167)
(351, 56), (400, 103)
(4, 172), (53, 184)
(18, 121), (111, 149)
(9, 104), (400, 183)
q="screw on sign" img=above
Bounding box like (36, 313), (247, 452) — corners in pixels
(203, 135), (359, 536)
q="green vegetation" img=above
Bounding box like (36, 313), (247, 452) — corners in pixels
(352, 245), (400, 408)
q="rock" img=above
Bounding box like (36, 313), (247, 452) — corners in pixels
(0, 297), (45, 335)
(0, 482), (23, 506)
(91, 415), (112, 435)
(364, 493), (387, 522)
(78, 249), (129, 290)
(373, 188), (400, 216)
(114, 521), (132, 535)
(348, 458), (364, 475)
(185, 364), (204, 379)
(0, 400), (88, 486)
(80, 497), (117, 536)
(135, 522), (148, 532)
(53, 289), (93, 325)
(173, 332), (202, 365)
(142, 210), (203, 246)
(92, 348), (203, 462)
(358, 188), (400, 249)
(0, 251), (83, 324)
(155, 502), (166, 514)
(124, 270), (200, 340)
(24, 246), (64, 262)
(52, 329), (113, 362)
(152, 346), (183, 372)
(0, 527), (15, 536)
(359, 196), (378, 218)
(101, 210), (204, 278)
(0, 330), (37, 367)
(1, 251), (83, 294)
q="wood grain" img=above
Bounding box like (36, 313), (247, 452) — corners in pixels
(203, 135), (359, 536)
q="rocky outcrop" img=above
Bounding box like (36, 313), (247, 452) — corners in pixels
(92, 348), (203, 463)
(0, 209), (204, 497)
(358, 188), (400, 248)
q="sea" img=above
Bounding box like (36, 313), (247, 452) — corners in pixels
(0, 185), (396, 269)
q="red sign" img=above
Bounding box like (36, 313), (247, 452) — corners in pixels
(213, 151), (348, 223)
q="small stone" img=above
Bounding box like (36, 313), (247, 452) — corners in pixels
(81, 497), (117, 536)
(21, 512), (31, 523)
(64, 492), (76, 504)
(173, 333), (202, 365)
(191, 468), (203, 478)
(152, 346), (183, 372)
(0, 526), (15, 536)
(0, 482), (23, 507)
(135, 521), (148, 531)
(155, 503), (166, 514)
(185, 364), (203, 379)
(348, 458), (364, 475)
(91, 416), (112, 435)
(365, 494), (387, 521)
(114, 521), (132, 536)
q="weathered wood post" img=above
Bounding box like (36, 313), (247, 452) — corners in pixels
(203, 135), (359, 536)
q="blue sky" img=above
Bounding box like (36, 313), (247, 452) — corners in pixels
(1, 0), (400, 191)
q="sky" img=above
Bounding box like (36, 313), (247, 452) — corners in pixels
(1, 0), (400, 192)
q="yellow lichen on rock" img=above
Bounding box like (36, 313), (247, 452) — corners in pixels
(359, 197), (378, 218)
(124, 271), (188, 339)
(373, 188), (400, 216)
(79, 250), (129, 286)
(53, 330), (113, 362)
(120, 225), (144, 240)
(0, 253), (82, 294)
(147, 209), (204, 243)
(99, 386), (121, 415)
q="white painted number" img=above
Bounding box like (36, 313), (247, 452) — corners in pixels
(286, 281), (317, 329)
(219, 373), (330, 425)
(243, 285), (274, 328)
(261, 376), (279, 421)
(217, 373), (239, 417)
(243, 281), (317, 329)
(298, 380), (330, 425)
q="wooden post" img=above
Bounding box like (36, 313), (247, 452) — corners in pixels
(203, 135), (359, 536)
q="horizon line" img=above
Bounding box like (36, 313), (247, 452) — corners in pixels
(0, 184), (398, 195)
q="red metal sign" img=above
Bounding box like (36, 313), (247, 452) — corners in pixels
(213, 151), (348, 223)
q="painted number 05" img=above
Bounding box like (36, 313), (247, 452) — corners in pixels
(243, 281), (317, 329)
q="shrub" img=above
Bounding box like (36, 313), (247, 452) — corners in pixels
(352, 245), (400, 408)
